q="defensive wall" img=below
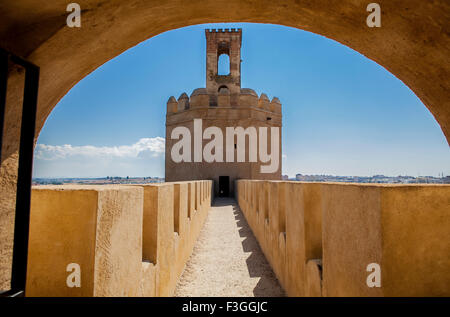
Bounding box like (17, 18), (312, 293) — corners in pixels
(236, 180), (450, 297)
(165, 88), (282, 195)
(166, 88), (282, 115)
(15, 179), (450, 296)
(26, 180), (212, 296)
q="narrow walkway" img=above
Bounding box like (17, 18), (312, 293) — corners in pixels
(175, 198), (284, 297)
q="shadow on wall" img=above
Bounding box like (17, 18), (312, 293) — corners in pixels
(231, 202), (285, 297)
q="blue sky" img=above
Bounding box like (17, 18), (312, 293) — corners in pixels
(33, 23), (450, 178)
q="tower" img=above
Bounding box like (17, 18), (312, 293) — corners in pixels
(165, 29), (282, 197)
(205, 28), (242, 106)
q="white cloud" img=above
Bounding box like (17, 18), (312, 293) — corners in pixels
(35, 137), (165, 161)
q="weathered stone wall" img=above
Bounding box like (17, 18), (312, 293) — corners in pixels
(26, 180), (212, 297)
(236, 180), (450, 297)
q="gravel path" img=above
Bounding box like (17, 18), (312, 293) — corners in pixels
(174, 198), (285, 297)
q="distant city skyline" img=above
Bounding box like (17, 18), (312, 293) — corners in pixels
(32, 174), (449, 185)
(33, 23), (450, 178)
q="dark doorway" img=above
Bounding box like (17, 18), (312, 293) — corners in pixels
(219, 176), (230, 197)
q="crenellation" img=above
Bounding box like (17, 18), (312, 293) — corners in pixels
(271, 97), (281, 104)
(190, 89), (209, 109)
(270, 97), (282, 114)
(258, 93), (270, 111)
(177, 92), (189, 111)
(167, 96), (177, 114)
(239, 90), (258, 107)
(205, 28), (242, 34)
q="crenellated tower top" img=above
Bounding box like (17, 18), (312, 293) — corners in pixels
(166, 29), (282, 118)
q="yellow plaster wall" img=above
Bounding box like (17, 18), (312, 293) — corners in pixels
(237, 180), (450, 297)
(26, 180), (212, 297)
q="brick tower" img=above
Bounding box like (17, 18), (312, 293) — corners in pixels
(205, 28), (242, 106)
(165, 29), (282, 197)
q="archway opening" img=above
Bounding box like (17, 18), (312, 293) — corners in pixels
(31, 23), (450, 182)
(218, 85), (229, 93)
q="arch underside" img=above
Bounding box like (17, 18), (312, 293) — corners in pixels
(0, 0), (449, 162)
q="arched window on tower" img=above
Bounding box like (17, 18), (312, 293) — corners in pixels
(218, 54), (230, 75)
(218, 86), (229, 94)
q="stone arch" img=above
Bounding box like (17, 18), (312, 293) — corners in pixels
(218, 85), (229, 94)
(0, 0), (449, 158)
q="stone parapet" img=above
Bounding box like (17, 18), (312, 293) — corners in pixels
(26, 181), (213, 297)
(236, 180), (450, 297)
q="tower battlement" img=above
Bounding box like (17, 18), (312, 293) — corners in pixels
(166, 89), (282, 118)
(205, 28), (242, 34)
